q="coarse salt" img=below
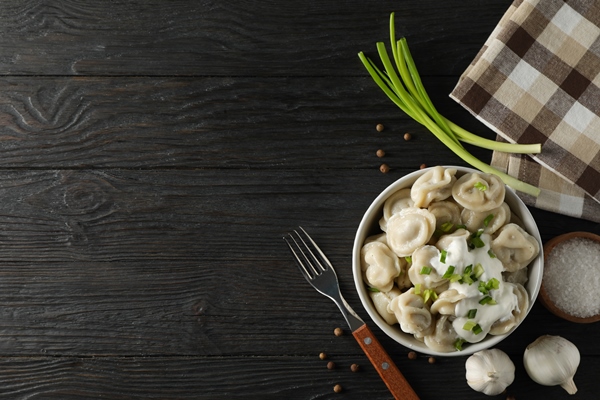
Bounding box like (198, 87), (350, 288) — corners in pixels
(544, 237), (600, 318)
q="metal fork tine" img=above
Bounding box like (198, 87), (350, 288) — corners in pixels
(284, 234), (317, 279)
(297, 226), (333, 272)
(293, 229), (326, 275)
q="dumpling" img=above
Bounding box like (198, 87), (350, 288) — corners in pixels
(434, 228), (471, 252)
(424, 315), (461, 353)
(379, 188), (415, 232)
(461, 202), (511, 235)
(430, 289), (466, 316)
(389, 288), (434, 338)
(386, 207), (436, 257)
(452, 172), (505, 212)
(395, 258), (413, 291)
(361, 241), (402, 292)
(503, 267), (529, 286)
(411, 166), (457, 208)
(409, 246), (449, 293)
(491, 223), (539, 272)
(489, 283), (529, 335)
(369, 287), (402, 325)
(428, 201), (461, 231)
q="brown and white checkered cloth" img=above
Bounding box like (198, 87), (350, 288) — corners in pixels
(450, 0), (600, 222)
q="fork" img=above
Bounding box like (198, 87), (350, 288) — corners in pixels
(284, 227), (419, 400)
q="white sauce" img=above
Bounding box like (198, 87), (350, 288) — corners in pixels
(425, 233), (517, 343)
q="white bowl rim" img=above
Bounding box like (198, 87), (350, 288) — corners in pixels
(352, 165), (544, 357)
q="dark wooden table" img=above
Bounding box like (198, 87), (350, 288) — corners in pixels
(0, 1), (597, 399)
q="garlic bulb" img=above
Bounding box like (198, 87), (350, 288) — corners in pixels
(523, 335), (580, 394)
(465, 349), (515, 396)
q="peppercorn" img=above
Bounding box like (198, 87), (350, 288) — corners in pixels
(327, 361), (336, 370)
(506, 395), (516, 400)
(376, 123), (384, 132)
(350, 363), (360, 372)
(379, 164), (390, 174)
(333, 384), (343, 393)
(376, 149), (385, 158)
(419, 163), (427, 169)
(408, 351), (417, 360)
(404, 132), (412, 141)
(428, 356), (436, 364)
(319, 352), (327, 360)
(333, 327), (343, 337)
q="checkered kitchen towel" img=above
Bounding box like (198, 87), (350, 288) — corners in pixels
(451, 0), (600, 222)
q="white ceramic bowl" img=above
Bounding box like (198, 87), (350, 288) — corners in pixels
(352, 166), (543, 356)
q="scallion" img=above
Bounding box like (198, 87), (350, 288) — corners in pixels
(358, 13), (541, 197)
(467, 309), (477, 319)
(405, 256), (412, 264)
(488, 249), (496, 259)
(472, 324), (483, 335)
(479, 296), (497, 305)
(442, 265), (455, 279)
(462, 321), (477, 331)
(473, 263), (484, 279)
(420, 266), (432, 275)
(414, 283), (422, 295)
(483, 214), (494, 227)
(474, 182), (488, 191)
(440, 249), (447, 263)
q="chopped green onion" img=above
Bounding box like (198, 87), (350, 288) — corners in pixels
(467, 309), (477, 319)
(414, 283), (422, 295)
(488, 249), (496, 259)
(470, 236), (485, 249)
(423, 289), (438, 303)
(454, 338), (466, 351)
(440, 249), (447, 263)
(405, 256), (412, 264)
(473, 263), (484, 279)
(472, 324), (483, 335)
(440, 222), (454, 232)
(449, 274), (463, 283)
(463, 265), (473, 275)
(487, 278), (500, 290)
(479, 296), (497, 305)
(474, 182), (488, 191)
(483, 214), (494, 227)
(367, 287), (380, 292)
(442, 265), (456, 279)
(462, 273), (475, 285)
(420, 266), (432, 275)
(462, 321), (477, 331)
(478, 281), (489, 295)
(357, 13), (542, 197)
(455, 224), (467, 230)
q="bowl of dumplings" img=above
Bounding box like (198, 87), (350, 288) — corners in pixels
(352, 166), (543, 356)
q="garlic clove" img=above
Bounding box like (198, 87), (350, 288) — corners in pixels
(465, 348), (515, 396)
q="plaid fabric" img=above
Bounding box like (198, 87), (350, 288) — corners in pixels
(451, 0), (600, 222)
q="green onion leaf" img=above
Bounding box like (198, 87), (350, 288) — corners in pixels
(405, 256), (412, 264)
(463, 265), (473, 275)
(449, 274), (463, 283)
(472, 324), (483, 335)
(414, 283), (422, 295)
(420, 266), (432, 275)
(454, 339), (465, 351)
(487, 278), (500, 290)
(367, 287), (380, 292)
(483, 214), (494, 227)
(462, 321), (477, 331)
(478, 281), (489, 295)
(488, 249), (496, 259)
(479, 296), (497, 305)
(440, 249), (447, 263)
(473, 263), (484, 279)
(474, 182), (488, 191)
(467, 309), (477, 319)
(442, 265), (456, 279)
(471, 236), (485, 248)
(440, 222), (454, 233)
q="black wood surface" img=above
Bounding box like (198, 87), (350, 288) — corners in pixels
(0, 0), (597, 399)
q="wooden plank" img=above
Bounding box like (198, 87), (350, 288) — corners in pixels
(0, 76), (493, 168)
(0, 354), (596, 399)
(0, 0), (508, 76)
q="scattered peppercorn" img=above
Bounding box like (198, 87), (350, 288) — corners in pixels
(333, 384), (343, 393)
(350, 363), (360, 372)
(327, 361), (336, 370)
(319, 352), (327, 360)
(506, 395), (516, 400)
(334, 327), (344, 337)
(428, 356), (436, 364)
(408, 351), (417, 360)
(419, 163), (427, 169)
(376, 149), (385, 158)
(376, 123), (384, 132)
(379, 164), (390, 174)
(404, 133), (412, 141)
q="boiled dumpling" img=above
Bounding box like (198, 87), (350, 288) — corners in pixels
(452, 172), (505, 212)
(428, 201), (461, 231)
(430, 289), (466, 316)
(389, 288), (434, 338)
(360, 241), (402, 292)
(380, 188), (415, 232)
(386, 207), (436, 257)
(424, 315), (461, 353)
(489, 283), (529, 335)
(409, 245), (449, 293)
(410, 166), (457, 208)
(461, 202), (511, 234)
(369, 287), (402, 325)
(491, 223), (539, 272)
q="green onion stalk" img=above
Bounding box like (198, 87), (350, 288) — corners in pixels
(358, 13), (541, 197)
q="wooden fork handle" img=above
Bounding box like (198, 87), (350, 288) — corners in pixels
(353, 324), (420, 400)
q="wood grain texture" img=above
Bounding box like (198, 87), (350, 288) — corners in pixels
(0, 76), (491, 168)
(0, 0), (508, 76)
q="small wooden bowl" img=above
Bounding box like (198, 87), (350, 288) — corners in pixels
(539, 231), (600, 323)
